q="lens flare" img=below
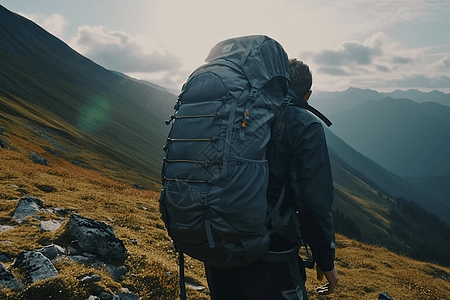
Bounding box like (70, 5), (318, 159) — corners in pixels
(78, 96), (111, 132)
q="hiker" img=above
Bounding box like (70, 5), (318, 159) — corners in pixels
(204, 59), (338, 300)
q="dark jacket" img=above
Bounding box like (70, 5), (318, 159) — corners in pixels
(266, 91), (335, 272)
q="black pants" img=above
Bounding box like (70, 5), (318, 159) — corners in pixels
(204, 253), (308, 300)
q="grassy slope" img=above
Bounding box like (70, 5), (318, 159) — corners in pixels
(2, 93), (450, 300)
(331, 159), (398, 248)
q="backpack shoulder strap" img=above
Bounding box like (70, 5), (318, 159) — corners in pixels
(293, 99), (332, 127)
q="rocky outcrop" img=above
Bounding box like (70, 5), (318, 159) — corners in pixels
(12, 196), (47, 219)
(31, 152), (49, 165)
(10, 251), (58, 284)
(0, 139), (8, 148)
(379, 292), (395, 300)
(0, 196), (138, 300)
(132, 184), (146, 190)
(67, 213), (128, 265)
(0, 262), (23, 290)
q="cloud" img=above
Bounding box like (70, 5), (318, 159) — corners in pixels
(376, 65), (390, 72)
(20, 13), (68, 39)
(304, 0), (447, 34)
(431, 55), (450, 71)
(69, 25), (182, 73)
(311, 43), (380, 67)
(303, 32), (421, 77)
(317, 67), (353, 76)
(391, 74), (450, 88)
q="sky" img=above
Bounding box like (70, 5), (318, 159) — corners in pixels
(3, 0), (450, 93)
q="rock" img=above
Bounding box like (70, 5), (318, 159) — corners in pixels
(115, 291), (140, 300)
(128, 239), (138, 245)
(132, 183), (146, 190)
(0, 139), (8, 148)
(0, 254), (12, 262)
(40, 219), (62, 233)
(31, 153), (49, 165)
(105, 264), (127, 280)
(98, 291), (115, 300)
(0, 262), (23, 290)
(35, 244), (66, 261)
(10, 251), (58, 284)
(379, 292), (395, 300)
(0, 225), (14, 232)
(186, 280), (206, 291)
(67, 214), (128, 265)
(12, 196), (44, 219)
(80, 274), (102, 284)
(53, 207), (73, 216)
(0, 126), (5, 135)
(35, 183), (57, 193)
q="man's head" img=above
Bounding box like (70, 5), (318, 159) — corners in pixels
(289, 58), (312, 101)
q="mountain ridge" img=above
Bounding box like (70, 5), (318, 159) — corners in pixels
(0, 4), (176, 183)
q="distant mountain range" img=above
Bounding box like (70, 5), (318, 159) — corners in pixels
(327, 97), (450, 178)
(310, 86), (450, 221)
(312, 87), (450, 115)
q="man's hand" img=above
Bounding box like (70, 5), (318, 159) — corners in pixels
(316, 266), (339, 295)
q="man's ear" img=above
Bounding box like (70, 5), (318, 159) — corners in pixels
(303, 90), (312, 102)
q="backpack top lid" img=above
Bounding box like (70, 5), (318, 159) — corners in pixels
(205, 35), (291, 90)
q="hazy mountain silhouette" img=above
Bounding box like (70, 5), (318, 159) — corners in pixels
(324, 127), (449, 225)
(312, 87), (386, 115)
(384, 89), (450, 107)
(311, 87), (450, 223)
(313, 87), (450, 117)
(327, 97), (450, 178)
(0, 5), (176, 181)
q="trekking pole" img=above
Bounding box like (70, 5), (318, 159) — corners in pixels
(179, 250), (187, 300)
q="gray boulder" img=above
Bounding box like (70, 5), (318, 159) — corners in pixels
(40, 219), (62, 233)
(0, 262), (23, 290)
(12, 196), (44, 219)
(31, 153), (48, 165)
(0, 225), (14, 233)
(35, 244), (66, 261)
(379, 292), (395, 300)
(132, 183), (146, 190)
(116, 291), (140, 300)
(80, 274), (102, 284)
(10, 251), (58, 284)
(0, 139), (8, 148)
(67, 214), (128, 265)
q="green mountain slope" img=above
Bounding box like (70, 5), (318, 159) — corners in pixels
(0, 5), (176, 183)
(324, 127), (449, 225)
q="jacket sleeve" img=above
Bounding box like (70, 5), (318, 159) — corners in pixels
(287, 111), (335, 272)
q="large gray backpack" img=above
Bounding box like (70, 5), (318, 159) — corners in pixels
(159, 35), (291, 269)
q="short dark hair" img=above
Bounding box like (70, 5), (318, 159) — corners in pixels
(289, 59), (312, 99)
